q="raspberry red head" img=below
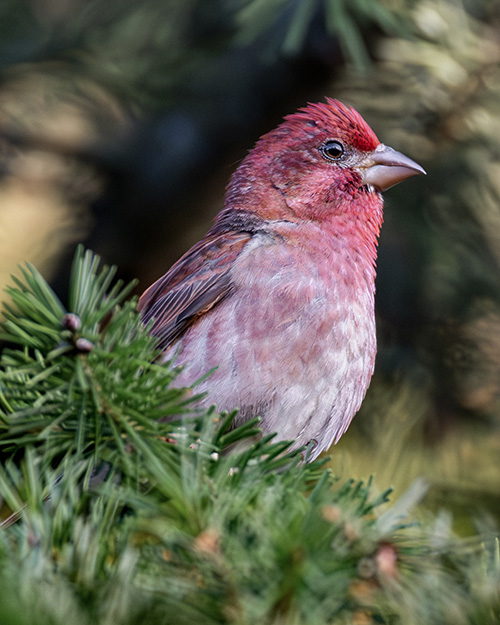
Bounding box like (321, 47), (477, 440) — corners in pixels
(224, 98), (423, 223)
(284, 98), (380, 153)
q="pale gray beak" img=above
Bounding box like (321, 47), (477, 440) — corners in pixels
(360, 143), (426, 192)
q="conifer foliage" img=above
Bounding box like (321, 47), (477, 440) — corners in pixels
(0, 248), (498, 625)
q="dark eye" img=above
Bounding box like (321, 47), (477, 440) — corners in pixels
(321, 140), (345, 161)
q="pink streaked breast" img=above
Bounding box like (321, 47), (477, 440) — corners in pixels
(165, 220), (378, 459)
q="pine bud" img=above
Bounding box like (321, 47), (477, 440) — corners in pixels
(61, 313), (82, 332)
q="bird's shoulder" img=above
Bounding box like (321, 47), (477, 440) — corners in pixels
(138, 209), (270, 349)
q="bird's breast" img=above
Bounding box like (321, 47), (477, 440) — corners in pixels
(169, 227), (378, 458)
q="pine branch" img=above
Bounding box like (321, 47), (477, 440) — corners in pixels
(0, 247), (498, 625)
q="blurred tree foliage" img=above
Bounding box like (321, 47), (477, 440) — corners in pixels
(0, 0), (499, 525)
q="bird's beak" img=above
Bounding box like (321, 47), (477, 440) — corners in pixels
(360, 144), (426, 192)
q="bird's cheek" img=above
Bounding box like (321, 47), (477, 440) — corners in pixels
(271, 163), (298, 193)
(323, 179), (357, 207)
(271, 151), (315, 190)
(270, 167), (306, 214)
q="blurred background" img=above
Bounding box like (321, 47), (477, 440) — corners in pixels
(1, 0), (500, 529)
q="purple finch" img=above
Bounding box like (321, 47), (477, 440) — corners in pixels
(139, 99), (425, 459)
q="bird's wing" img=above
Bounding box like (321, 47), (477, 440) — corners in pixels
(138, 231), (252, 350)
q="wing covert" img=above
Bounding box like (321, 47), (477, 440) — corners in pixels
(138, 231), (252, 350)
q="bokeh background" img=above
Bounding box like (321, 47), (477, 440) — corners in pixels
(1, 0), (500, 529)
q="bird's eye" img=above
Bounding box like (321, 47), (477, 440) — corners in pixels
(321, 140), (345, 161)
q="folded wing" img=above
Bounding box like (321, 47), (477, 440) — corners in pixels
(138, 231), (252, 350)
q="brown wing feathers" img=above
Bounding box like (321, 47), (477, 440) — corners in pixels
(138, 231), (252, 350)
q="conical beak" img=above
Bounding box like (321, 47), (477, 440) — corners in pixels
(360, 143), (426, 192)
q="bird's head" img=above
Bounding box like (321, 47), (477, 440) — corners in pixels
(227, 98), (425, 224)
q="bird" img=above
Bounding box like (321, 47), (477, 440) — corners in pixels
(138, 98), (425, 460)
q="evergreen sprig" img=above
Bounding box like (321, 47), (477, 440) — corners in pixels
(0, 247), (190, 480)
(0, 248), (499, 625)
